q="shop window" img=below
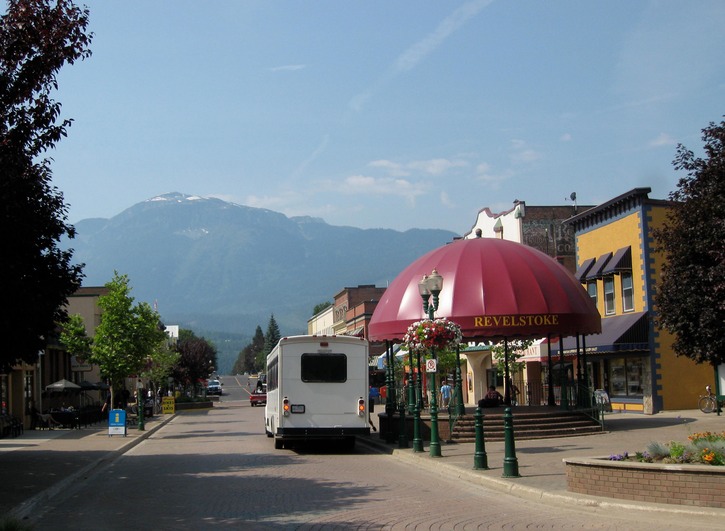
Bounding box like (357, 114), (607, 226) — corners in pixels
(621, 272), (634, 312)
(587, 281), (597, 306)
(604, 276), (615, 315)
(606, 357), (645, 397)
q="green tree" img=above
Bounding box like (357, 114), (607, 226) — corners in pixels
(654, 118), (725, 366)
(0, 0), (92, 371)
(173, 332), (217, 396)
(312, 301), (332, 315)
(491, 338), (531, 388)
(91, 272), (167, 406)
(140, 341), (179, 395)
(231, 325), (265, 375)
(260, 314), (281, 369)
(59, 313), (92, 362)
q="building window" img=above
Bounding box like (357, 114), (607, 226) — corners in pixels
(604, 276), (615, 315)
(607, 358), (644, 397)
(621, 272), (634, 312)
(587, 281), (597, 306)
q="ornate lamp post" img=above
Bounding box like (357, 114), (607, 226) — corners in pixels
(418, 269), (443, 458)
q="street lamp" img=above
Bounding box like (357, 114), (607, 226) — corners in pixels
(418, 269), (443, 458)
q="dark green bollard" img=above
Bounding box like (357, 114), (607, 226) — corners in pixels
(502, 407), (520, 477)
(473, 407), (489, 470)
(398, 402), (409, 448)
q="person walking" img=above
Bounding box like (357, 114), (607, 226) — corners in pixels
(440, 381), (452, 408)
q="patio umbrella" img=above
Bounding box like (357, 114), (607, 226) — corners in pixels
(45, 379), (81, 391)
(369, 237), (601, 341)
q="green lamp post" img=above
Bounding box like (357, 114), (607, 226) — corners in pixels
(418, 269), (443, 458)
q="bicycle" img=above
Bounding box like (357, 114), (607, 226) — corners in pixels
(698, 385), (722, 413)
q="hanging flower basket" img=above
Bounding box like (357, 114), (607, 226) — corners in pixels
(403, 318), (463, 354)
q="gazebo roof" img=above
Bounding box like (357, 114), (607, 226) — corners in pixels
(369, 237), (601, 341)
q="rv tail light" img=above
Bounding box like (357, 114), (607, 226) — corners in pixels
(358, 397), (366, 416)
(283, 397), (290, 416)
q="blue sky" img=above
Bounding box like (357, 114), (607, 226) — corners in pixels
(50, 1), (725, 233)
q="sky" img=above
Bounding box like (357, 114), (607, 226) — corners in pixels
(49, 0), (725, 234)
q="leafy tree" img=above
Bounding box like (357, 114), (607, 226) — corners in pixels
(233, 325), (266, 374)
(60, 272), (167, 407)
(140, 341), (179, 395)
(172, 332), (217, 396)
(491, 339), (531, 378)
(312, 301), (332, 315)
(0, 0), (92, 371)
(59, 313), (92, 362)
(260, 314), (281, 369)
(91, 272), (167, 406)
(653, 118), (725, 366)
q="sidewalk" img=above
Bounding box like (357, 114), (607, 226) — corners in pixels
(0, 414), (174, 521)
(362, 407), (725, 516)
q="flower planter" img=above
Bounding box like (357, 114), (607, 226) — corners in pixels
(565, 457), (725, 508)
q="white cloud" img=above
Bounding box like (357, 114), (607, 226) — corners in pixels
(350, 0), (493, 112)
(510, 139), (542, 164)
(560, 133), (572, 142)
(440, 190), (455, 208)
(269, 64), (307, 72)
(649, 132), (676, 147)
(475, 163), (511, 189)
(369, 159), (409, 177)
(395, 0), (493, 72)
(324, 175), (429, 206)
(370, 157), (467, 177)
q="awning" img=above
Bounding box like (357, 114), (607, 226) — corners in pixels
(602, 246), (631, 275)
(552, 311), (649, 355)
(585, 252), (612, 280)
(575, 258), (596, 282)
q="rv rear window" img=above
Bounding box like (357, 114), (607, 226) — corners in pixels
(300, 353), (347, 383)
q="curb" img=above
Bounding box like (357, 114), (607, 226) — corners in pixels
(9, 414), (176, 521)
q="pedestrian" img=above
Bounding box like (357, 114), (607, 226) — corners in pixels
(478, 385), (503, 408)
(440, 381), (452, 408)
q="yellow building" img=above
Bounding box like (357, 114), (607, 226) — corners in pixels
(563, 188), (713, 414)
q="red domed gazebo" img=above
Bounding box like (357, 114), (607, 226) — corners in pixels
(369, 237), (601, 448)
(369, 237), (600, 342)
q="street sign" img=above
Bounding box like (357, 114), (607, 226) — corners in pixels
(108, 409), (126, 436)
(426, 359), (437, 373)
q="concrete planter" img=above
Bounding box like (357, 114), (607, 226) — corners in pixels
(565, 457), (725, 508)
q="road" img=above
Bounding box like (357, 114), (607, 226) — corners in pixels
(29, 376), (718, 530)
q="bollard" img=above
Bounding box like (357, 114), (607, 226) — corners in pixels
(473, 407), (489, 470)
(398, 402), (409, 448)
(502, 407), (520, 477)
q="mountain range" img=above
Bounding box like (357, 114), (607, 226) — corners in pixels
(62, 193), (458, 370)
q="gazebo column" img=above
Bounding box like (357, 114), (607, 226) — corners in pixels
(503, 339), (511, 406)
(575, 334), (582, 407)
(559, 334), (568, 410)
(455, 345), (465, 416)
(547, 335), (556, 406)
(384, 340), (396, 443)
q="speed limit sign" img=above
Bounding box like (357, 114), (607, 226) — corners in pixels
(425, 359), (437, 373)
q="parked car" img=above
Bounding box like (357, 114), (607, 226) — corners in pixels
(250, 387), (266, 407)
(207, 379), (223, 395)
